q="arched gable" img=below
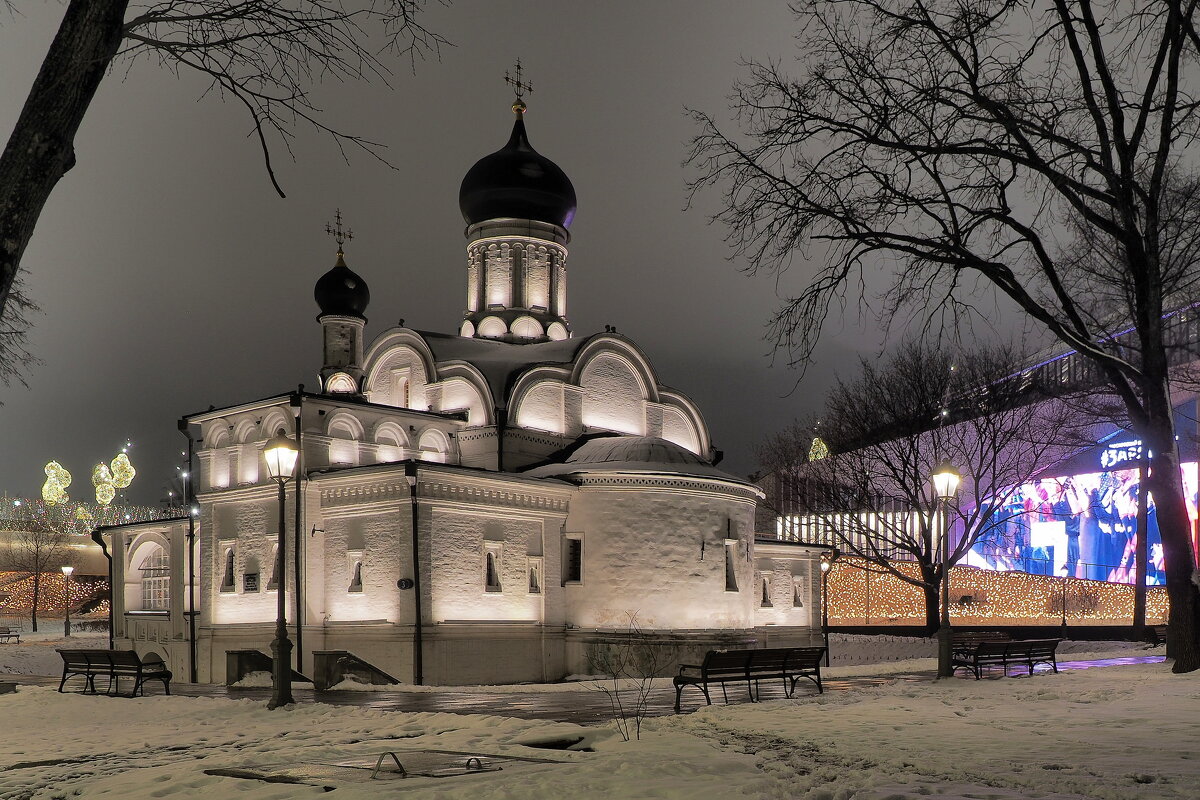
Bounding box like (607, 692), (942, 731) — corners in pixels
(325, 410), (365, 466)
(577, 348), (653, 436)
(259, 408), (293, 439)
(363, 329), (438, 409)
(510, 369), (571, 434)
(417, 428), (451, 463)
(659, 389), (711, 456)
(434, 362), (495, 426)
(371, 420), (410, 449)
(570, 337), (661, 403)
(203, 419), (230, 448)
(232, 418), (258, 444)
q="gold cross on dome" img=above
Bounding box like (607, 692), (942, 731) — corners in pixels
(325, 208), (353, 251)
(505, 59), (533, 112)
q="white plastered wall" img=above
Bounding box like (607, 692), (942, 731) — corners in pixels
(560, 479), (757, 630)
(428, 509), (548, 623)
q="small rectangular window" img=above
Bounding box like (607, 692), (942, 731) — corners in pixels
(484, 543), (503, 592)
(243, 572), (259, 593)
(563, 537), (582, 584)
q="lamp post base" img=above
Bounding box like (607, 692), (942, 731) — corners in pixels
(268, 633), (294, 709)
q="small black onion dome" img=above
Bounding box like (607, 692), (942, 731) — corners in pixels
(314, 252), (370, 318)
(459, 114), (576, 228)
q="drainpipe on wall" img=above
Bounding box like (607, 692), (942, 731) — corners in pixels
(290, 388), (305, 673)
(90, 528), (114, 651)
(405, 461), (424, 685)
(178, 418), (199, 684)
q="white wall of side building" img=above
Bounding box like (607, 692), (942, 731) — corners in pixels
(559, 478), (759, 632)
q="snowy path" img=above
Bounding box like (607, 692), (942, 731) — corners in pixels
(0, 659), (1195, 799)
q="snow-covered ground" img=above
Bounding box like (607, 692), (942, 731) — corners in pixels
(0, 633), (1185, 799)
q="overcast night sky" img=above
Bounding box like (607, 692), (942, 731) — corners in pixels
(0, 2), (890, 505)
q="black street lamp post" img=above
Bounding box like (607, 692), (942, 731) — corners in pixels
(61, 565), (74, 637)
(263, 432), (299, 710)
(932, 461), (961, 679)
(820, 550), (837, 666)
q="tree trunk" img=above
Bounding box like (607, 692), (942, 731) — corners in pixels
(923, 580), (939, 635)
(1133, 456), (1149, 639)
(0, 0), (129, 310)
(1143, 407), (1200, 672)
(30, 572), (39, 633)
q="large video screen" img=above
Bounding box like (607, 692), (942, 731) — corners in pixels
(967, 459), (1198, 585)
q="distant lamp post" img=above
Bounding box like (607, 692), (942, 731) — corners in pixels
(931, 461), (961, 679)
(263, 432), (299, 710)
(820, 549), (838, 666)
(61, 565), (74, 637)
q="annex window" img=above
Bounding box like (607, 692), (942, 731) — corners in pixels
(484, 544), (503, 592)
(347, 549), (364, 593)
(792, 575), (805, 608)
(220, 546), (236, 592)
(527, 557), (543, 594)
(139, 546), (170, 611)
(562, 536), (582, 584)
(760, 576), (772, 607)
(349, 561), (364, 593)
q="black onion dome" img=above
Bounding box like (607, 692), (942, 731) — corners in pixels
(315, 254), (370, 318)
(459, 115), (576, 228)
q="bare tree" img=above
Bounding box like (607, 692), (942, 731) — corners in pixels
(0, 1), (444, 341)
(586, 613), (676, 742)
(691, 0), (1200, 671)
(761, 342), (1077, 631)
(0, 502), (75, 632)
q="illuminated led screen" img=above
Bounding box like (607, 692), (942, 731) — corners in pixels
(968, 459), (1198, 585)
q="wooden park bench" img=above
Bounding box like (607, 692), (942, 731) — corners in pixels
(1148, 624), (1168, 646)
(0, 626), (20, 644)
(57, 648), (172, 697)
(951, 638), (1061, 680)
(673, 646), (825, 712)
(950, 630), (1010, 659)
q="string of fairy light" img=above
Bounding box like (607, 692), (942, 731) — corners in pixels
(825, 557), (1169, 624)
(0, 573), (111, 615)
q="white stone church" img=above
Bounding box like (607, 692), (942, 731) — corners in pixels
(99, 98), (824, 686)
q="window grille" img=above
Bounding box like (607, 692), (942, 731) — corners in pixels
(140, 547), (170, 610)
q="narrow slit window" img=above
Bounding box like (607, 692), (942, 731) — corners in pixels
(484, 548), (502, 592)
(724, 541), (738, 592)
(221, 548), (235, 592)
(528, 558), (542, 594)
(760, 576), (772, 607)
(348, 561), (363, 593)
(563, 538), (582, 584)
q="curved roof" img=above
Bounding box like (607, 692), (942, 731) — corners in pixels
(524, 435), (751, 486)
(459, 114), (576, 228)
(315, 254), (370, 319)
